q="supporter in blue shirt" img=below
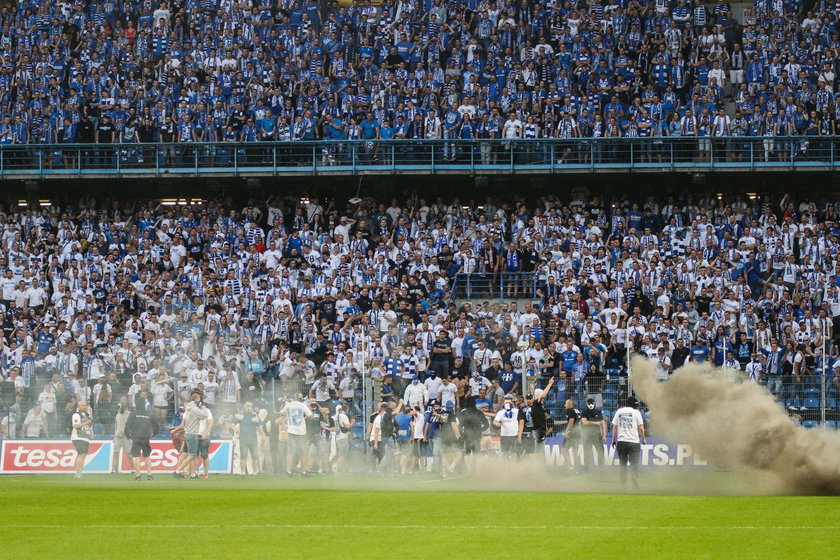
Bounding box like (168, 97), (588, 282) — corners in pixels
(499, 362), (519, 395)
(689, 342), (711, 363)
(359, 113), (379, 140)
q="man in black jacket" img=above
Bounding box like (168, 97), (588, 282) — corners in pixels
(125, 392), (158, 481)
(77, 113), (96, 167)
(458, 397), (489, 473)
(96, 115), (115, 168)
(138, 118), (156, 165)
(670, 338), (691, 369)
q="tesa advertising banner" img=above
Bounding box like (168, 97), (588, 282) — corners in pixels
(1, 440), (112, 474)
(1, 440), (233, 474)
(116, 440), (232, 474)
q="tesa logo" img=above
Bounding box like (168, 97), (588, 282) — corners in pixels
(118, 446), (180, 471)
(1, 441), (107, 472)
(117, 442), (224, 472)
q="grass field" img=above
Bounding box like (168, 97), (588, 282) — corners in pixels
(2, 473), (837, 559)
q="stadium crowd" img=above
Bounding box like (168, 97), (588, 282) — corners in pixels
(0, 0), (835, 166)
(0, 189), (838, 474)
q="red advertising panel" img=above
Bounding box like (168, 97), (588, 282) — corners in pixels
(117, 440), (231, 474)
(0, 440), (112, 474)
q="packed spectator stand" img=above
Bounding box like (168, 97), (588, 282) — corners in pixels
(0, 0), (836, 168)
(1, 191), (839, 447)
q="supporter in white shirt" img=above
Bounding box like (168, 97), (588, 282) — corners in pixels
(424, 372), (443, 402)
(611, 398), (646, 488)
(188, 360), (210, 386)
(493, 396), (520, 456)
(22, 404), (48, 437)
(468, 372), (491, 396)
(503, 114), (523, 139)
(437, 375), (458, 408)
(280, 398), (314, 475)
(1, 270), (16, 302)
(203, 372), (219, 404)
(12, 283), (28, 308)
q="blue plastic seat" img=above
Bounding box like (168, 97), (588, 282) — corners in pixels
(803, 398), (820, 409)
(802, 420), (819, 429)
(804, 388), (821, 398)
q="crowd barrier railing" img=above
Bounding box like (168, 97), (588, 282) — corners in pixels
(0, 136), (835, 178)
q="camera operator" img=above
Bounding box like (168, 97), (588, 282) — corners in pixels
(309, 373), (335, 410)
(339, 368), (361, 416)
(234, 401), (264, 476)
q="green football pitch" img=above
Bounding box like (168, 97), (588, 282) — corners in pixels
(1, 473), (837, 560)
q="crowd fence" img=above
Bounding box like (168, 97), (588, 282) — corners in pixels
(0, 137), (835, 178)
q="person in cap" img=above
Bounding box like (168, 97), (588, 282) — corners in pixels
(176, 371), (193, 403)
(580, 397), (607, 470)
(421, 399), (447, 470)
(518, 388), (544, 456)
(611, 396), (646, 488)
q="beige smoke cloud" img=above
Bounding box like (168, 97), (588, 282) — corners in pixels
(631, 357), (840, 495)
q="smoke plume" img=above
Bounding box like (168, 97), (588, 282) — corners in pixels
(632, 357), (840, 495)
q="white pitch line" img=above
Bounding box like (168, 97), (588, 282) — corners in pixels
(418, 475), (468, 484)
(1, 524), (836, 530)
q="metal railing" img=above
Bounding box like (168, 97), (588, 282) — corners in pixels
(0, 136), (836, 178)
(4, 352), (839, 440)
(450, 272), (539, 303)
